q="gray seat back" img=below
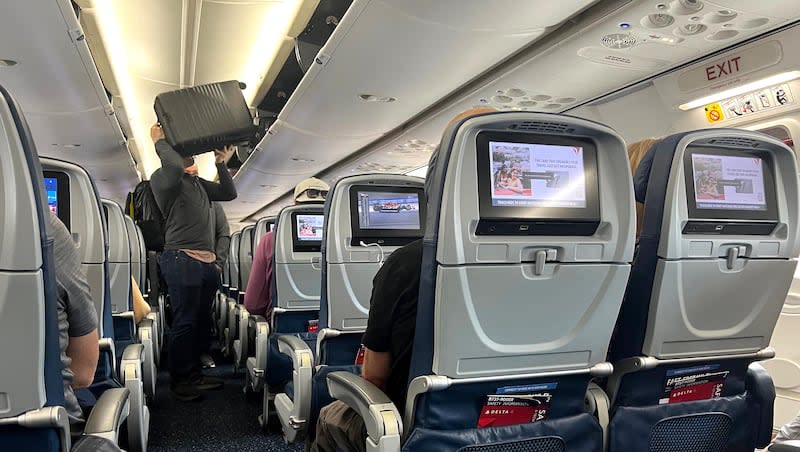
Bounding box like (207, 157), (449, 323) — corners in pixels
(324, 174), (424, 332)
(254, 216), (276, 249)
(102, 199), (132, 313)
(134, 225), (147, 290)
(230, 231), (241, 290)
(640, 131), (800, 359)
(0, 87), (49, 417)
(420, 112), (634, 379)
(239, 225), (255, 293)
(274, 205), (324, 311)
(41, 158), (108, 337)
(123, 215), (141, 289)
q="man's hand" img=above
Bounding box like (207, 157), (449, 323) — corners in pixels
(215, 263), (222, 273)
(215, 145), (235, 164)
(150, 124), (165, 143)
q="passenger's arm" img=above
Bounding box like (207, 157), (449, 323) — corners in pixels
(200, 146), (237, 201)
(67, 329), (100, 388)
(131, 277), (151, 324)
(362, 348), (391, 391)
(149, 125), (184, 191)
(244, 234), (270, 316)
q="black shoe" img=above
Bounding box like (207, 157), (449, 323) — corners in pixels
(192, 375), (224, 391)
(200, 353), (216, 369)
(170, 381), (202, 402)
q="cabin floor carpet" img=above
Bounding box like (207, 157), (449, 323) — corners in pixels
(147, 347), (304, 452)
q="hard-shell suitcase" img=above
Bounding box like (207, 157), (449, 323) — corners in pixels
(154, 80), (255, 157)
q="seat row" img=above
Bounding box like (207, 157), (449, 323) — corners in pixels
(217, 111), (799, 451)
(0, 85), (162, 451)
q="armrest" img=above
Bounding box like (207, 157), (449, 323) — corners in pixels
(121, 343), (144, 362)
(98, 338), (117, 379)
(72, 435), (123, 452)
(252, 316), (270, 372)
(772, 441), (800, 452)
(327, 371), (403, 446)
(83, 388), (130, 443)
(276, 334), (315, 436)
(747, 362), (776, 448)
(112, 311), (137, 335)
(277, 334), (313, 362)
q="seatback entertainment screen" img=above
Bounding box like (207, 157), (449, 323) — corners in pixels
(296, 214), (324, 241)
(44, 177), (58, 216)
(348, 185), (425, 246)
(683, 147), (778, 223)
(489, 141), (588, 209)
(476, 132), (600, 235)
(356, 191), (421, 230)
(690, 153), (767, 211)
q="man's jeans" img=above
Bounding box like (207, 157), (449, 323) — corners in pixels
(160, 250), (218, 382)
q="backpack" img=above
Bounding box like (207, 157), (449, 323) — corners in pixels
(130, 181), (166, 252)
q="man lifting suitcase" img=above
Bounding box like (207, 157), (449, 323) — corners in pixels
(150, 124), (237, 401)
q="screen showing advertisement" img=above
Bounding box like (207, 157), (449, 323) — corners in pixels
(296, 214), (324, 241)
(44, 177), (58, 216)
(691, 153), (767, 211)
(489, 141), (587, 209)
(356, 191), (421, 230)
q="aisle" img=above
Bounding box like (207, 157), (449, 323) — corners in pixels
(147, 350), (303, 452)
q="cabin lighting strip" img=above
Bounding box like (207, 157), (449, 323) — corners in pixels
(679, 71), (800, 111)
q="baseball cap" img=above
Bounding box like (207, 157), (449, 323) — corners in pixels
(294, 177), (330, 203)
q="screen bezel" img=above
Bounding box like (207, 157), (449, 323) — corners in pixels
(290, 211), (324, 252)
(683, 146), (779, 222)
(42, 171), (71, 230)
(476, 131), (601, 223)
(348, 185), (426, 246)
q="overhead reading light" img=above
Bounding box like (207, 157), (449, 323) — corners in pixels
(0, 59), (18, 67)
(678, 71), (800, 111)
(359, 94), (397, 103)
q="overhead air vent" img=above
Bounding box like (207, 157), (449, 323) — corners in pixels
(601, 33), (637, 49)
(706, 137), (761, 148)
(508, 122), (575, 134)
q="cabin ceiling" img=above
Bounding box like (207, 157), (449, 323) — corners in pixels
(236, 0), (800, 223)
(230, 0), (600, 222)
(0, 0), (137, 204)
(78, 0), (319, 183)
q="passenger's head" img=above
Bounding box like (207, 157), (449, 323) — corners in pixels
(293, 177), (330, 204)
(183, 156), (199, 176)
(626, 137), (661, 238)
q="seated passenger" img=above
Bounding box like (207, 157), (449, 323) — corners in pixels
(48, 211), (100, 425)
(243, 177), (330, 319)
(131, 276), (151, 324)
(308, 107), (495, 452)
(626, 137), (661, 239)
(773, 412), (800, 447)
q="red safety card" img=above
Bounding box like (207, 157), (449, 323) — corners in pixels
(660, 364), (728, 405)
(354, 345), (366, 365)
(307, 319), (319, 333)
(477, 393), (551, 428)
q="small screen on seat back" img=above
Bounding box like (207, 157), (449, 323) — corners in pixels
(44, 177), (58, 215)
(356, 191), (421, 230)
(683, 147), (778, 223)
(489, 141), (588, 209)
(295, 214), (324, 241)
(690, 153), (767, 211)
(475, 132), (600, 235)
